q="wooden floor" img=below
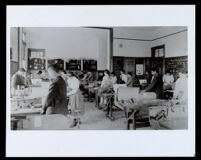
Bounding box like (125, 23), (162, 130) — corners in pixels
(20, 98), (152, 130)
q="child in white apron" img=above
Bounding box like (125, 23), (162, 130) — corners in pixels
(67, 72), (84, 128)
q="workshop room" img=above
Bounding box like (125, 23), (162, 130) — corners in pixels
(10, 26), (188, 130)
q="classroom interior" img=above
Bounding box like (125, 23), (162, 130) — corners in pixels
(10, 26), (188, 130)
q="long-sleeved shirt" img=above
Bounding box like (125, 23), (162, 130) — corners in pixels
(110, 76), (117, 84)
(174, 76), (188, 103)
(11, 73), (27, 89)
(101, 75), (113, 88)
(126, 75), (133, 87)
(82, 72), (93, 81)
(120, 74), (128, 83)
(42, 76), (67, 114)
(163, 74), (174, 85)
(67, 76), (80, 96)
(145, 73), (163, 99)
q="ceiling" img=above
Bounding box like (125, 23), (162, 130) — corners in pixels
(112, 26), (187, 40)
(23, 26), (187, 41)
(112, 26), (162, 31)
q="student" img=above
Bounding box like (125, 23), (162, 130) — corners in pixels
(87, 71), (93, 81)
(41, 64), (68, 115)
(110, 72), (117, 84)
(25, 71), (32, 86)
(36, 70), (43, 79)
(61, 70), (68, 83)
(163, 70), (174, 90)
(126, 72), (134, 87)
(66, 71), (83, 128)
(120, 70), (128, 84)
(100, 70), (113, 91)
(98, 70), (113, 107)
(142, 68), (163, 99)
(173, 71), (188, 104)
(133, 74), (140, 87)
(144, 70), (151, 84)
(79, 71), (85, 80)
(82, 71), (93, 82)
(11, 68), (27, 95)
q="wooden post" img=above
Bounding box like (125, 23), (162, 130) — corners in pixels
(133, 110), (136, 130)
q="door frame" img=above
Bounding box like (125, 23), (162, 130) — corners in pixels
(83, 27), (113, 71)
(151, 44), (165, 75)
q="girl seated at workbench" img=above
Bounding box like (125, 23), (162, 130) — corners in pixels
(98, 70), (113, 108)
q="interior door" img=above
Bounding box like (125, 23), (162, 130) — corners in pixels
(151, 45), (165, 76)
(113, 56), (124, 79)
(125, 58), (135, 76)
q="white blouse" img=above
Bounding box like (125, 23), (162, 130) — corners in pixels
(67, 76), (80, 96)
(101, 75), (112, 88)
(163, 74), (174, 85)
(110, 76), (117, 84)
(120, 74), (128, 83)
(174, 76), (188, 103)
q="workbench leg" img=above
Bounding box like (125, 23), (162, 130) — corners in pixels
(96, 92), (100, 109)
(127, 119), (130, 130)
(107, 99), (110, 115)
(106, 98), (114, 121)
(88, 90), (90, 102)
(109, 99), (114, 120)
(133, 112), (136, 130)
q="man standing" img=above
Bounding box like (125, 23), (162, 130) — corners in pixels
(143, 68), (163, 99)
(41, 64), (68, 115)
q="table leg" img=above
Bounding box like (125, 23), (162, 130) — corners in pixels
(96, 91), (102, 109)
(106, 96), (114, 121)
(110, 97), (114, 120)
(132, 110), (136, 130)
(88, 89), (90, 101)
(127, 119), (130, 130)
(107, 99), (110, 115)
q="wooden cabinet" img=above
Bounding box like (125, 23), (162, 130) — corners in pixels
(28, 48), (46, 70)
(113, 57), (152, 78)
(47, 59), (64, 70)
(144, 58), (152, 72)
(113, 57), (124, 78)
(66, 59), (81, 70)
(28, 58), (46, 70)
(125, 58), (135, 76)
(165, 56), (188, 81)
(83, 59), (97, 71)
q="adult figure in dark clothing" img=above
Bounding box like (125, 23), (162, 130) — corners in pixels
(144, 70), (152, 84)
(142, 68), (163, 99)
(41, 64), (68, 115)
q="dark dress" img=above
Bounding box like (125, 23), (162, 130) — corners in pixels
(144, 74), (151, 84)
(144, 73), (163, 99)
(42, 76), (68, 115)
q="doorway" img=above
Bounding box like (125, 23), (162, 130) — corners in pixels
(151, 45), (165, 76)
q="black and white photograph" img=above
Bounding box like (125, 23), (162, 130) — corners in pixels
(6, 5), (195, 157)
(10, 26), (188, 130)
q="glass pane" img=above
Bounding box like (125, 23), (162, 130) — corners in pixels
(159, 48), (164, 57)
(155, 49), (159, 57)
